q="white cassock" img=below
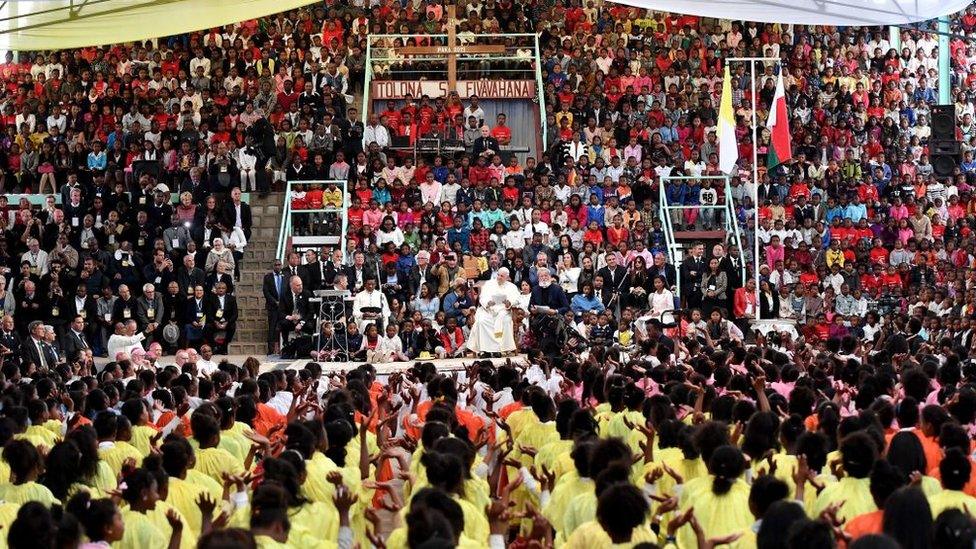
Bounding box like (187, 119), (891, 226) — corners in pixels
(467, 278), (521, 354)
(352, 289), (390, 332)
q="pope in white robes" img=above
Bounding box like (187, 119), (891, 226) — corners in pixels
(467, 268), (521, 355)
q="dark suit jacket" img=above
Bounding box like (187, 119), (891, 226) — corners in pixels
(529, 284), (570, 315)
(183, 297), (208, 324)
(473, 136), (500, 158)
(719, 256), (744, 289)
(0, 330), (21, 356)
(323, 262), (355, 287)
(14, 293), (47, 333)
(281, 265), (304, 287)
(300, 261), (324, 292)
(263, 271), (286, 311)
(597, 265), (627, 292)
(61, 329), (90, 361)
(222, 202), (253, 240)
(205, 294), (239, 326)
(680, 255), (706, 294)
(278, 289), (314, 324)
(64, 295), (97, 322)
(21, 337), (48, 368)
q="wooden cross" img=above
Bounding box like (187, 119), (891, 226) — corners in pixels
(396, 5), (506, 93)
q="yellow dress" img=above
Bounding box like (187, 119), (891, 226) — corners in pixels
(505, 408), (538, 441)
(560, 491), (597, 544)
(147, 501), (196, 549)
(115, 508), (167, 549)
(185, 468), (223, 500)
(564, 520), (658, 549)
(98, 441), (143, 476)
(193, 446), (245, 483)
(288, 501), (340, 547)
(40, 419), (62, 437)
(536, 439), (574, 478)
(129, 425), (158, 456)
(13, 431), (49, 449)
(0, 501), (20, 549)
(165, 476), (212, 535)
(391, 493), (488, 546)
(644, 450), (707, 499)
(545, 472), (592, 534)
(929, 488), (976, 517)
(604, 410), (646, 454)
(811, 476), (876, 522)
(25, 424), (60, 448)
(675, 480), (752, 549)
(757, 453), (817, 510)
(0, 481), (60, 507)
(88, 460), (118, 493)
(218, 428), (251, 463)
(303, 452), (341, 503)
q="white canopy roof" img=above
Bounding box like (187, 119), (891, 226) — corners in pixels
(610, 0), (971, 26)
(0, 0), (318, 51)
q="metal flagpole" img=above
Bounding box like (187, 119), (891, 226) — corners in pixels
(727, 56), (780, 324)
(751, 60), (760, 321)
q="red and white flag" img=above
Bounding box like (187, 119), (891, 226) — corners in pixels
(766, 72), (792, 169)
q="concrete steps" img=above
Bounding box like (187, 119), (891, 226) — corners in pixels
(229, 193), (286, 357)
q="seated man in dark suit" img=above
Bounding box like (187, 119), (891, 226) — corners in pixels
(0, 315), (21, 360)
(183, 285), (208, 348)
(529, 269), (570, 316)
(278, 275), (314, 340)
(204, 281), (238, 354)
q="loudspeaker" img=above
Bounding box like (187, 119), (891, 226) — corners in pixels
(931, 105), (960, 178)
(931, 139), (960, 177)
(931, 104), (957, 140)
(931, 148), (959, 178)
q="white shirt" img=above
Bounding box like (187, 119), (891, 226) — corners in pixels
(197, 358), (218, 377)
(107, 332), (146, 361)
(363, 124), (391, 148)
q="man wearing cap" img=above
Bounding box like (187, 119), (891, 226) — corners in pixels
(467, 267), (521, 357)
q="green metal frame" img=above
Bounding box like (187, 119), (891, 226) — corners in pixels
(658, 174), (745, 298)
(275, 179), (348, 262)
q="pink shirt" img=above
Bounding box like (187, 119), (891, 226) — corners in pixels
(890, 204), (909, 220)
(765, 244), (785, 270)
(362, 208), (385, 228)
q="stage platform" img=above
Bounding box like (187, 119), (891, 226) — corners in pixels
(261, 354), (529, 376)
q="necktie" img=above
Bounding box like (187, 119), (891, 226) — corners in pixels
(37, 341), (47, 369)
(275, 274), (282, 296)
(78, 332), (87, 349)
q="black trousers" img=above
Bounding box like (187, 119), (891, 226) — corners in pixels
(266, 309), (280, 353)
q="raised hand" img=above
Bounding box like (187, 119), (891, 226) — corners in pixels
(332, 483), (359, 517)
(196, 493), (217, 518)
(165, 508), (183, 531)
(662, 462), (685, 485)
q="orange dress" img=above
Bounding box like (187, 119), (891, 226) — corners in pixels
(845, 509), (883, 540)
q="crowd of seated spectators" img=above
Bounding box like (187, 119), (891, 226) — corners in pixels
(2, 0), (976, 548)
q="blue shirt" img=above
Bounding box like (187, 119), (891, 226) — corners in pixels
(571, 293), (606, 315)
(825, 206), (845, 223)
(447, 226), (470, 251)
(587, 205), (606, 227)
(87, 151), (107, 170)
(844, 203), (867, 222)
